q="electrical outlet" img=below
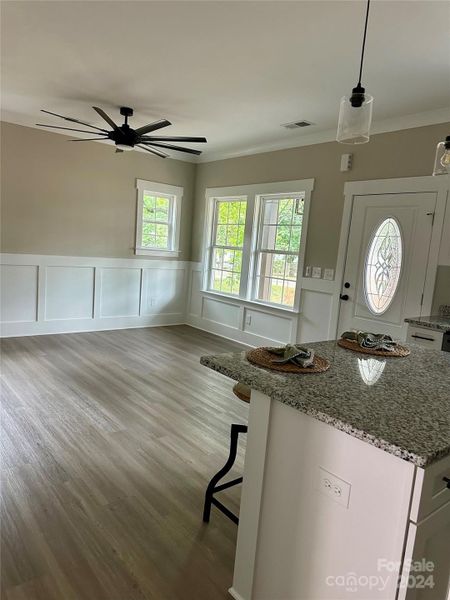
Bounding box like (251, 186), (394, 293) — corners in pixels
(305, 266), (312, 277)
(312, 267), (322, 279)
(317, 467), (351, 508)
(323, 268), (335, 281)
(150, 297), (157, 306)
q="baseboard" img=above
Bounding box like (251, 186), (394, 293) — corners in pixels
(186, 320), (255, 348)
(0, 313), (186, 338)
(228, 587), (247, 600)
(186, 314), (278, 347)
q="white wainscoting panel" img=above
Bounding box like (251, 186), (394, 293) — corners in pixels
(1, 256), (339, 342)
(203, 297), (240, 329)
(99, 267), (141, 318)
(243, 308), (291, 343)
(297, 286), (334, 343)
(0, 254), (188, 337)
(0, 264), (38, 324)
(186, 263), (338, 347)
(45, 266), (94, 321)
(141, 267), (186, 316)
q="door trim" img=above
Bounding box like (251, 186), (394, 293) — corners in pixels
(331, 175), (449, 338)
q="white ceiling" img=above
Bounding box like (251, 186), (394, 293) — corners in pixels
(2, 0), (450, 162)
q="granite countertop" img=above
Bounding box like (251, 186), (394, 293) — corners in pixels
(405, 315), (450, 333)
(201, 341), (450, 467)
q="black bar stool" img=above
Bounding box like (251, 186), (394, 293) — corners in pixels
(202, 382), (250, 525)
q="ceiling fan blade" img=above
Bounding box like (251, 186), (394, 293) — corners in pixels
(115, 148), (124, 153)
(36, 123), (109, 135)
(92, 106), (120, 131)
(141, 141), (202, 156)
(134, 119), (171, 136)
(41, 109), (109, 132)
(69, 138), (109, 142)
(137, 144), (168, 158)
(140, 135), (207, 143)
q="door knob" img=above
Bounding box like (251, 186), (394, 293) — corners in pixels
(340, 294), (349, 301)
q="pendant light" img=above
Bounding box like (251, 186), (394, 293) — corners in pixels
(337, 0), (374, 144)
(432, 135), (450, 176)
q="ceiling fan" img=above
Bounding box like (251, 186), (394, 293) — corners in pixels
(36, 106), (207, 157)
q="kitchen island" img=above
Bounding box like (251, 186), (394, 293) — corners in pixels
(201, 341), (450, 600)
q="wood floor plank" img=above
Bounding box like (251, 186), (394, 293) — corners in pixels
(1, 326), (247, 599)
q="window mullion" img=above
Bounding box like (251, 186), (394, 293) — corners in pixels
(239, 195), (254, 299)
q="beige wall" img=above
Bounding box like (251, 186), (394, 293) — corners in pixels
(2, 121), (449, 273)
(1, 122), (196, 260)
(191, 123), (450, 266)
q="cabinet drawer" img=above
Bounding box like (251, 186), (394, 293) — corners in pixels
(406, 326), (443, 350)
(399, 501), (450, 600)
(410, 454), (450, 523)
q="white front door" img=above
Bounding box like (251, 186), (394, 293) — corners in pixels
(338, 192), (436, 340)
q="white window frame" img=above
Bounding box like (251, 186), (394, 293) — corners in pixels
(252, 192), (306, 309)
(135, 179), (183, 257)
(207, 195), (249, 296)
(202, 179), (314, 312)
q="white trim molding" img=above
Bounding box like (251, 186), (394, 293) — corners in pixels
(135, 178), (183, 258)
(202, 179), (314, 313)
(332, 175), (449, 339)
(186, 261), (337, 347)
(0, 253), (189, 337)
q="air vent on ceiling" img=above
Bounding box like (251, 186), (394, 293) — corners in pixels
(282, 120), (314, 130)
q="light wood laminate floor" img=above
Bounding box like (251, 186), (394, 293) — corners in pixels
(1, 326), (248, 600)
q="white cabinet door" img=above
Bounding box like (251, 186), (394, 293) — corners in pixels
(400, 501), (450, 600)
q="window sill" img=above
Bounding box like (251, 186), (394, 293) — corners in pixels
(135, 248), (181, 258)
(201, 289), (300, 315)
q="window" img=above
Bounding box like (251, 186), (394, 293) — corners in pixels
(135, 179), (183, 256)
(254, 194), (304, 307)
(364, 217), (403, 315)
(203, 180), (313, 311)
(209, 197), (247, 295)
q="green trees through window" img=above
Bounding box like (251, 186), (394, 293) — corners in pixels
(210, 199), (246, 295)
(208, 194), (305, 307)
(142, 193), (172, 249)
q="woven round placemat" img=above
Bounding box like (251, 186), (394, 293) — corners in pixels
(337, 338), (410, 357)
(246, 347), (330, 374)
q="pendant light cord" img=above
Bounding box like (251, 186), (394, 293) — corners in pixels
(357, 0), (371, 86)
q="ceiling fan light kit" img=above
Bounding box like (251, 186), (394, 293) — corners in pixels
(36, 105), (207, 158)
(336, 0), (374, 145)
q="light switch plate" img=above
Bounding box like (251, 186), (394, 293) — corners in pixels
(323, 268), (335, 281)
(304, 266), (312, 277)
(312, 267), (322, 279)
(340, 153), (353, 172)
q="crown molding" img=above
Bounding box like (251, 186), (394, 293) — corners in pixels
(197, 107), (450, 164)
(3, 106), (450, 165)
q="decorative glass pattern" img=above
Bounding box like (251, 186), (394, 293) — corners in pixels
(364, 217), (402, 315)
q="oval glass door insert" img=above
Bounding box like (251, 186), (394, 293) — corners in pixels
(364, 217), (403, 315)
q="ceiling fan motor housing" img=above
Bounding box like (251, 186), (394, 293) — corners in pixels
(119, 106), (134, 118)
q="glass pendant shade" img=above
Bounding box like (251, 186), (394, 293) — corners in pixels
(432, 136), (450, 176)
(336, 92), (373, 144)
